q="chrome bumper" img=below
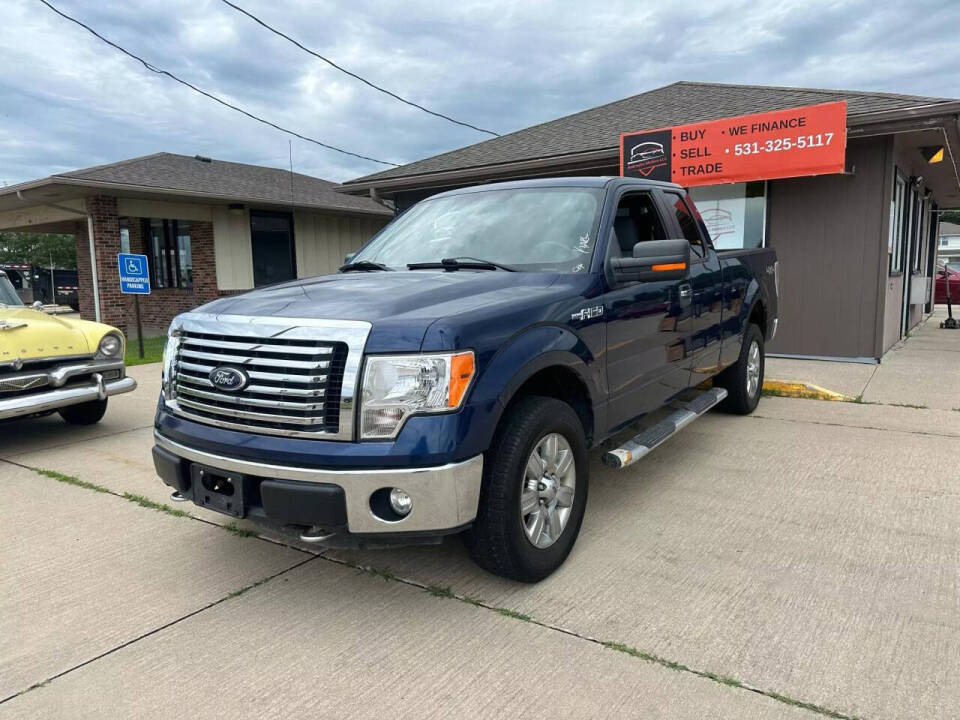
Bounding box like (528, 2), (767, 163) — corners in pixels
(0, 361), (137, 420)
(153, 432), (484, 534)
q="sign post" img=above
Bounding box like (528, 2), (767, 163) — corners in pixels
(620, 101), (847, 187)
(117, 253), (150, 359)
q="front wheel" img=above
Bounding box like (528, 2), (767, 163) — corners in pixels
(716, 323), (764, 415)
(59, 398), (108, 425)
(466, 396), (589, 582)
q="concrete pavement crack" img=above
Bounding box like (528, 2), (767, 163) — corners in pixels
(750, 413), (960, 439)
(317, 554), (863, 720)
(0, 555), (320, 706)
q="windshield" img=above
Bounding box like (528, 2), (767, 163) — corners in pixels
(0, 274), (24, 306)
(353, 187), (605, 272)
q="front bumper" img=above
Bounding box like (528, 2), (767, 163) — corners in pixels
(0, 360), (136, 420)
(152, 432), (483, 537)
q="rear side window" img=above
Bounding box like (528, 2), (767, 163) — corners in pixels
(664, 192), (705, 253)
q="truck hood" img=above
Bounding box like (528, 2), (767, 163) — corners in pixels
(198, 271), (569, 350)
(0, 307), (92, 361)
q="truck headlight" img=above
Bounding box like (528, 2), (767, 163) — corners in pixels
(161, 319), (183, 401)
(96, 332), (123, 358)
(360, 351), (475, 439)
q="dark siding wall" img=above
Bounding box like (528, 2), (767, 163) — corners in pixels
(767, 137), (890, 359)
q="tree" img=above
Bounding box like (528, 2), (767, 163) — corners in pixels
(940, 210), (960, 226)
(0, 232), (76, 268)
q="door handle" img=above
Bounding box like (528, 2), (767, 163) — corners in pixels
(679, 285), (693, 299)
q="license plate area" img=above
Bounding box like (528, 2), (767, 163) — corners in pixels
(191, 464), (245, 518)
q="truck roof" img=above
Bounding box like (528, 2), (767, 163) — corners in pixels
(427, 176), (684, 200)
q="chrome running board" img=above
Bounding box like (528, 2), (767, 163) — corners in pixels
(602, 387), (727, 469)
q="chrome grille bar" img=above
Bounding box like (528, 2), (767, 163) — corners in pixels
(176, 397), (325, 425)
(180, 337), (335, 356)
(178, 348), (330, 371)
(178, 360), (326, 385)
(177, 384), (326, 411)
(176, 374), (326, 398)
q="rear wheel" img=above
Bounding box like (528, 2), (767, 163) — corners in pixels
(716, 323), (764, 415)
(466, 396), (589, 582)
(59, 398), (108, 425)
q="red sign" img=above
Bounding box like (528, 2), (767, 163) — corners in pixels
(620, 101), (847, 187)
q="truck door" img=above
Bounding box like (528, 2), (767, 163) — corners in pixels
(658, 190), (724, 387)
(603, 191), (693, 431)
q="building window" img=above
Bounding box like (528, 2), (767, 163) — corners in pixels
(119, 218), (131, 254)
(145, 219), (192, 288)
(688, 181), (766, 250)
(889, 172), (906, 274)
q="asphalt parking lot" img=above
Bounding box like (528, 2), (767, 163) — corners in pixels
(3, 319), (960, 719)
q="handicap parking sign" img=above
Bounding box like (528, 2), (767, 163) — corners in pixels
(118, 253), (150, 295)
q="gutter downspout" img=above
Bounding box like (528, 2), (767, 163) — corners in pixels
(85, 213), (101, 322)
(15, 190), (100, 322)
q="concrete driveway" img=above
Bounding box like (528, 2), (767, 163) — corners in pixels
(2, 349), (959, 719)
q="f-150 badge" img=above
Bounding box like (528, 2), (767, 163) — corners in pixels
(571, 306), (603, 321)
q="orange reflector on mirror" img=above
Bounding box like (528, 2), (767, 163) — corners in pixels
(652, 262), (687, 272)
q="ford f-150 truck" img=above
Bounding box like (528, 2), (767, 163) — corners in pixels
(153, 177), (778, 582)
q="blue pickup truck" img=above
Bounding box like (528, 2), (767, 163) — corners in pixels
(153, 177), (778, 581)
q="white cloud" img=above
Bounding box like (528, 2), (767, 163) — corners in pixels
(0, 0), (957, 186)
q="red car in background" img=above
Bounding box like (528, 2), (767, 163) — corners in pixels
(935, 260), (960, 304)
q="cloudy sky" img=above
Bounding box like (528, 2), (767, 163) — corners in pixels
(1, 0), (959, 186)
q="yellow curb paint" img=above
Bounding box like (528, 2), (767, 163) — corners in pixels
(761, 379), (853, 402)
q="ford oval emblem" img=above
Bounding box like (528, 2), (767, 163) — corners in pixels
(208, 366), (248, 392)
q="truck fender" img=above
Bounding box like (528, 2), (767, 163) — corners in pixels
(469, 324), (603, 449)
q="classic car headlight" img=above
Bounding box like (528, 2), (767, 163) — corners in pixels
(96, 332), (123, 358)
(360, 351), (475, 439)
(161, 319), (183, 400)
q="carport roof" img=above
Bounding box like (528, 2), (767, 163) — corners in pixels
(1, 152), (392, 216)
(342, 80), (960, 193)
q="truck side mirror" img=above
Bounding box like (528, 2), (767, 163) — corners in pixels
(610, 239), (691, 284)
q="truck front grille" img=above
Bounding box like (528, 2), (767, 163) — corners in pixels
(172, 331), (347, 438)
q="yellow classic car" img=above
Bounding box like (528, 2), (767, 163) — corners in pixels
(0, 270), (136, 424)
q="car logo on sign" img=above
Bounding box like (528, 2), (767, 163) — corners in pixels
(209, 366), (248, 392)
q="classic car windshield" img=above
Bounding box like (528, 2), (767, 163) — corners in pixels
(352, 187), (605, 273)
(0, 274), (24, 306)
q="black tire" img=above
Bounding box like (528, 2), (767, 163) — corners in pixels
(466, 396), (589, 582)
(59, 399), (108, 425)
(716, 323), (764, 415)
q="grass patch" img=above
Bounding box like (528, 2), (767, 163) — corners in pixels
(886, 402), (929, 409)
(122, 492), (191, 518)
(496, 607), (532, 622)
(367, 567), (398, 583)
(222, 522), (257, 537)
(32, 467), (111, 494)
(424, 584), (454, 599)
(125, 335), (166, 366)
(601, 641), (860, 720)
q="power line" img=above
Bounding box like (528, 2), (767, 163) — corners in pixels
(219, 0), (500, 138)
(36, 0), (401, 167)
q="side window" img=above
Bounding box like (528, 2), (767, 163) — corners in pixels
(665, 192), (705, 254)
(609, 193), (667, 259)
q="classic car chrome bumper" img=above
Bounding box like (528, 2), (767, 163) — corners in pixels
(153, 431), (483, 535)
(0, 360), (137, 420)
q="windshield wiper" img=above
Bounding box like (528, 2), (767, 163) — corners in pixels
(338, 260), (393, 272)
(407, 257), (517, 272)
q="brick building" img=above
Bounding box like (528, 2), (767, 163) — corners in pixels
(0, 153), (392, 336)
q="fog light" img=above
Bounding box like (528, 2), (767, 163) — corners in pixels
(389, 488), (412, 516)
